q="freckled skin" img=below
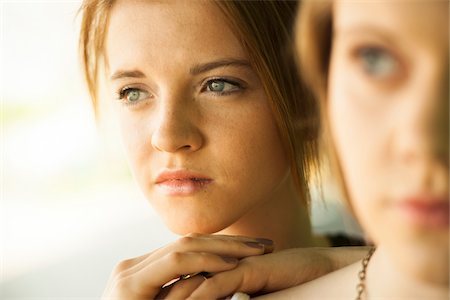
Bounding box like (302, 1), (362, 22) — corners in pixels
(105, 0), (310, 247)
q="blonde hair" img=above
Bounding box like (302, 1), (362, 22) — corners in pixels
(79, 0), (319, 204)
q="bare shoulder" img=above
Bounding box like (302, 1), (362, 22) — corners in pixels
(255, 261), (360, 300)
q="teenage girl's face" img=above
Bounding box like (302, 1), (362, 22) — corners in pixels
(329, 0), (449, 284)
(105, 0), (289, 234)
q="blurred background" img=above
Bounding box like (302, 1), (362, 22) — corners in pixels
(0, 1), (361, 299)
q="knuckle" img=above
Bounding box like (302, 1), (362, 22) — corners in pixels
(175, 236), (195, 248)
(196, 252), (212, 265)
(230, 260), (255, 289)
(165, 251), (185, 265)
(112, 258), (135, 274)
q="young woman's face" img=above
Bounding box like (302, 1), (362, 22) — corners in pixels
(329, 1), (449, 283)
(105, 0), (289, 234)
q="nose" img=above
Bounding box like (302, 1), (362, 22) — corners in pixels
(151, 93), (204, 153)
(394, 69), (448, 166)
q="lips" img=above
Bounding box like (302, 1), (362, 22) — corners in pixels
(397, 197), (449, 229)
(155, 170), (213, 196)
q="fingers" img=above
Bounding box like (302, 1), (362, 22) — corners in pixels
(107, 252), (239, 299)
(187, 269), (246, 299)
(102, 234), (274, 300)
(204, 234), (275, 254)
(187, 257), (265, 300)
(137, 251), (239, 290)
(119, 234), (272, 281)
(152, 233), (273, 259)
(159, 273), (208, 299)
(188, 247), (345, 300)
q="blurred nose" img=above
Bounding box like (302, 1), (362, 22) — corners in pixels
(151, 92), (203, 153)
(395, 69), (448, 166)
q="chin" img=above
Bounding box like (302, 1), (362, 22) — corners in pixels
(393, 235), (449, 286)
(417, 245), (449, 285)
(411, 256), (449, 286)
(163, 214), (232, 235)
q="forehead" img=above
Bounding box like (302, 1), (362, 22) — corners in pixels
(333, 1), (448, 47)
(105, 0), (247, 73)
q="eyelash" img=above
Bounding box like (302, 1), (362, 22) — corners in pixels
(116, 86), (151, 107)
(115, 77), (244, 106)
(200, 77), (244, 96)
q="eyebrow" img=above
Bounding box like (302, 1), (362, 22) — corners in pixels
(335, 25), (395, 42)
(190, 59), (251, 75)
(110, 70), (146, 81)
(110, 58), (251, 81)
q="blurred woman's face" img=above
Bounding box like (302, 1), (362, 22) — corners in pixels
(105, 0), (289, 234)
(328, 0), (449, 284)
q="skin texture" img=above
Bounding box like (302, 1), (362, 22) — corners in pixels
(99, 0), (353, 299)
(329, 0), (449, 287)
(106, 0), (314, 248)
(101, 234), (272, 300)
(257, 1), (449, 299)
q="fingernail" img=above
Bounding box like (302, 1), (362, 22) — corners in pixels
(255, 238), (274, 246)
(222, 257), (238, 264)
(231, 292), (251, 300)
(244, 241), (264, 249)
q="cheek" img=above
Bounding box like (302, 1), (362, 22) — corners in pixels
(329, 80), (369, 192)
(209, 101), (289, 189)
(328, 72), (384, 231)
(116, 111), (152, 181)
(329, 70), (407, 247)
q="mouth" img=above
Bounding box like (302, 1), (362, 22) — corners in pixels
(155, 170), (213, 196)
(397, 196), (449, 229)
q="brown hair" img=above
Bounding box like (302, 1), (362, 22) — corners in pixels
(295, 0), (352, 205)
(79, 0), (319, 204)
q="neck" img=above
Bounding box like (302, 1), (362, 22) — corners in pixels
(366, 247), (449, 299)
(217, 172), (317, 251)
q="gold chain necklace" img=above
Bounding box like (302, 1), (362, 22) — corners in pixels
(355, 247), (376, 300)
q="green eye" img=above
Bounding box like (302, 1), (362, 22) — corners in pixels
(358, 47), (398, 78)
(118, 87), (149, 104)
(208, 80), (226, 92)
(205, 79), (241, 94)
(127, 90), (141, 101)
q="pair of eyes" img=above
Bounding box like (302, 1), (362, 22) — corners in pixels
(118, 47), (398, 103)
(118, 78), (241, 104)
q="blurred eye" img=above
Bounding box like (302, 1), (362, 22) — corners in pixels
(204, 78), (241, 95)
(357, 47), (399, 79)
(118, 87), (150, 104)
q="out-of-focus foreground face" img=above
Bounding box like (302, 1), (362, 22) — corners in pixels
(328, 0), (449, 284)
(105, 0), (289, 234)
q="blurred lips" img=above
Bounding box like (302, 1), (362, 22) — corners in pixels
(397, 196), (449, 229)
(155, 170), (213, 196)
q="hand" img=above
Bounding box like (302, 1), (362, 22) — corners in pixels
(186, 246), (368, 299)
(101, 233), (274, 300)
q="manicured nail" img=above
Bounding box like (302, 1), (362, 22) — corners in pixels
(255, 238), (274, 246)
(222, 257), (238, 264)
(244, 241), (264, 249)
